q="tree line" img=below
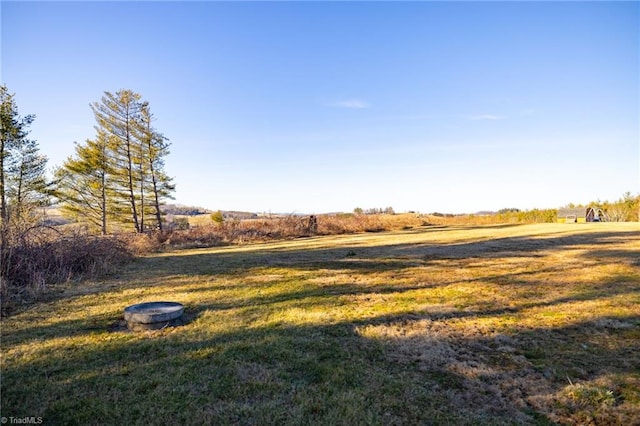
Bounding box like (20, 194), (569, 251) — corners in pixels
(0, 86), (175, 237)
(353, 207), (396, 215)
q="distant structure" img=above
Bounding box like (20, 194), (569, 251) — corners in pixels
(557, 207), (607, 223)
(307, 215), (318, 234)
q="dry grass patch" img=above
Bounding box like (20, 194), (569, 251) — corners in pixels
(2, 223), (638, 424)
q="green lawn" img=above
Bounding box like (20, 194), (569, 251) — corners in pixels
(2, 223), (639, 425)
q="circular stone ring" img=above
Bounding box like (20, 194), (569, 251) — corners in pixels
(124, 301), (185, 325)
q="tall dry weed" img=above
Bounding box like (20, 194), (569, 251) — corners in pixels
(1, 226), (132, 316)
(154, 213), (428, 250)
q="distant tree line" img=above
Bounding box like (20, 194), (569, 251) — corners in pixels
(494, 208), (557, 223)
(562, 192), (639, 222)
(353, 207), (395, 215)
(208, 210), (258, 222)
(446, 194), (640, 223)
(162, 204), (211, 216)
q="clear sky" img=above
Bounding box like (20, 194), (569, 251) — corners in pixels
(2, 1), (638, 214)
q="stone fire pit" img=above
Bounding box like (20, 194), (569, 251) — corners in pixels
(124, 301), (185, 331)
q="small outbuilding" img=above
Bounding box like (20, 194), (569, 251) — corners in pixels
(557, 207), (606, 223)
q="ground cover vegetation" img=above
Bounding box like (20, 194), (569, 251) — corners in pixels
(1, 223), (638, 424)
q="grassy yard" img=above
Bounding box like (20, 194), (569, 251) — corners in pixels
(2, 223), (639, 425)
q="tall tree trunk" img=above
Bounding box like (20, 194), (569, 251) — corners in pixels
(139, 162), (144, 232)
(100, 170), (107, 236)
(15, 154), (25, 220)
(124, 118), (140, 233)
(0, 138), (6, 264)
(0, 138), (6, 224)
(151, 165), (162, 232)
(145, 119), (163, 232)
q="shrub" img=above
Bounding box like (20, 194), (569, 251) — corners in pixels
(563, 384), (616, 407)
(210, 210), (224, 224)
(1, 227), (132, 316)
(170, 217), (190, 230)
(162, 226), (223, 249)
(118, 232), (163, 255)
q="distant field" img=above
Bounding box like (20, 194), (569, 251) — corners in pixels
(2, 223), (639, 424)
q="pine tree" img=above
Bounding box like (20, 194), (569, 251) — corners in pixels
(91, 90), (144, 232)
(136, 103), (174, 231)
(56, 131), (111, 235)
(61, 89), (176, 234)
(6, 138), (48, 221)
(0, 85), (48, 225)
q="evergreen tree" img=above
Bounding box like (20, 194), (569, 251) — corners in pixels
(136, 103), (174, 231)
(91, 90), (144, 232)
(5, 137), (48, 220)
(56, 131), (111, 234)
(0, 85), (48, 225)
(58, 89), (175, 234)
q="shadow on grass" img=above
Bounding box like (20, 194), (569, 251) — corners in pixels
(5, 265), (638, 348)
(4, 227), (638, 342)
(3, 304), (639, 424)
(124, 229), (639, 277)
(583, 249), (640, 265)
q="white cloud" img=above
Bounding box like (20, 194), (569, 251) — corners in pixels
(469, 114), (506, 120)
(332, 99), (371, 109)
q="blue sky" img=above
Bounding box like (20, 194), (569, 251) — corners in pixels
(2, 1), (638, 214)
